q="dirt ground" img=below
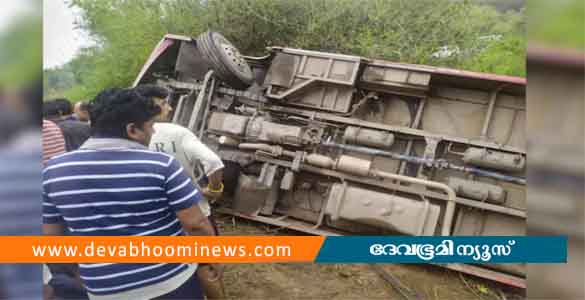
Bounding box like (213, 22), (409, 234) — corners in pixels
(214, 214), (524, 300)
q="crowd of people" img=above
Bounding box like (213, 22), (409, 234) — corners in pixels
(42, 85), (226, 300)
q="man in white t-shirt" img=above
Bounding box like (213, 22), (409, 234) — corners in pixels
(135, 85), (226, 299)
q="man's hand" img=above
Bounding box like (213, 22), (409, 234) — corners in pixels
(197, 263), (226, 299)
(212, 264), (224, 279)
(205, 169), (224, 203)
(206, 264), (224, 282)
(202, 186), (223, 202)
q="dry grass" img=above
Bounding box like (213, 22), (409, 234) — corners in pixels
(214, 214), (524, 300)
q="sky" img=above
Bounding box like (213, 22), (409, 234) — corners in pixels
(43, 0), (90, 69)
(0, 1), (34, 31)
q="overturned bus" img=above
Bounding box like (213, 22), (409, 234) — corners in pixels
(134, 32), (527, 288)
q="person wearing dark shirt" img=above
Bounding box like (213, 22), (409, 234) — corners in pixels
(43, 98), (90, 151)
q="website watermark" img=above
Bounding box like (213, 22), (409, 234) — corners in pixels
(32, 241), (292, 259)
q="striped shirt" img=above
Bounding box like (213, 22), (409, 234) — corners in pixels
(43, 119), (66, 166)
(42, 139), (202, 298)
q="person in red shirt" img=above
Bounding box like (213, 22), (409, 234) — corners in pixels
(42, 119), (66, 166)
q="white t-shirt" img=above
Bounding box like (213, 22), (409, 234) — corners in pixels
(150, 122), (224, 216)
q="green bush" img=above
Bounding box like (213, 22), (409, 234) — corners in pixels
(46, 0), (526, 101)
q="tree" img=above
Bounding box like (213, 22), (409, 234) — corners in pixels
(51, 0), (526, 101)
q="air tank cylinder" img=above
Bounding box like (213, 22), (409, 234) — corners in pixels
(462, 148), (525, 172)
(447, 177), (506, 204)
(343, 126), (395, 149)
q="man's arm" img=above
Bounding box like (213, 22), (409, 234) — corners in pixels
(42, 190), (66, 236)
(183, 136), (224, 198)
(175, 206), (214, 236)
(165, 157), (214, 236)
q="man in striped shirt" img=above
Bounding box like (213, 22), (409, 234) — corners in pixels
(43, 88), (213, 300)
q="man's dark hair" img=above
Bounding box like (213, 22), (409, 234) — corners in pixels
(43, 100), (60, 119)
(133, 84), (169, 99)
(55, 98), (73, 115)
(43, 98), (72, 118)
(89, 88), (161, 138)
